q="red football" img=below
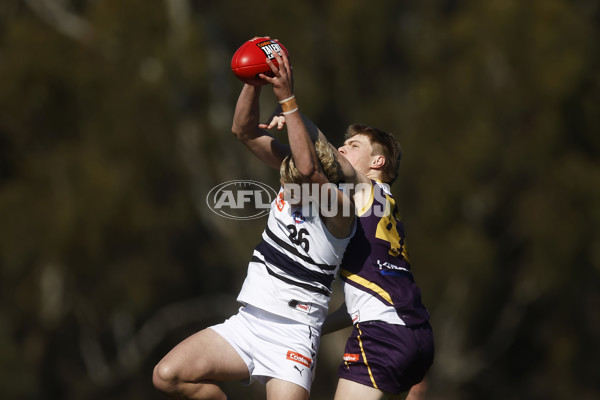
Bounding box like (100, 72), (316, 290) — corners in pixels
(231, 37), (289, 86)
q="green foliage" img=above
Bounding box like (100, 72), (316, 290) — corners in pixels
(0, 1), (599, 399)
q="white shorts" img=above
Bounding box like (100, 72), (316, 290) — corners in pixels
(209, 305), (321, 393)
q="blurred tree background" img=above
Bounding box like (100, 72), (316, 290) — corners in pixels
(1, 0), (599, 399)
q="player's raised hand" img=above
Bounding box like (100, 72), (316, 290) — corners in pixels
(260, 49), (293, 103)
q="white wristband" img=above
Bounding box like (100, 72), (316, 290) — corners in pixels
(282, 107), (299, 115)
(278, 95), (295, 104)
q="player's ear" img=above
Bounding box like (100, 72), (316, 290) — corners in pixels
(372, 155), (385, 169)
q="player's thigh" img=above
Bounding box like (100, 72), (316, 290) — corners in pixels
(334, 378), (385, 400)
(157, 327), (249, 381)
(266, 377), (309, 400)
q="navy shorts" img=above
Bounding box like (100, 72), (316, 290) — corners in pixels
(336, 321), (434, 394)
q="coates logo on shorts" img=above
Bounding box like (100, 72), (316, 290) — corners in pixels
(206, 180), (277, 220)
(286, 350), (312, 368)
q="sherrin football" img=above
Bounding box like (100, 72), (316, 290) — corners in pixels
(231, 37), (289, 86)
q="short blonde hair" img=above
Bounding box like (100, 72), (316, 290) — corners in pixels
(280, 139), (341, 184)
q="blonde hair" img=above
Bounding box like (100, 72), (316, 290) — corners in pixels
(280, 139), (341, 184)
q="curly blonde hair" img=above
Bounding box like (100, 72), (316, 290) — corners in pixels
(280, 139), (341, 184)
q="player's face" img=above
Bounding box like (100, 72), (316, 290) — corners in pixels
(338, 134), (376, 174)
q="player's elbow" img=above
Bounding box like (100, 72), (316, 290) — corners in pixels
(152, 360), (178, 393)
(297, 165), (320, 181)
(231, 123), (252, 142)
(231, 122), (243, 139)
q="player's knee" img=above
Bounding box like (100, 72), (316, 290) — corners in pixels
(152, 360), (179, 393)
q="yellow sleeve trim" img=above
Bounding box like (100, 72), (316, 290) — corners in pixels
(341, 269), (394, 305)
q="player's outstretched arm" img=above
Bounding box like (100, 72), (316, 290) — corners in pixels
(259, 53), (324, 185)
(231, 83), (290, 170)
(299, 113), (360, 187)
(261, 50), (355, 239)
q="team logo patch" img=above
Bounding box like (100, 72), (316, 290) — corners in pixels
(376, 181), (392, 196)
(286, 351), (312, 368)
(343, 353), (360, 362)
(293, 210), (305, 224)
(276, 191), (285, 212)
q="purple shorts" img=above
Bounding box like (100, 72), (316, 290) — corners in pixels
(336, 321), (434, 394)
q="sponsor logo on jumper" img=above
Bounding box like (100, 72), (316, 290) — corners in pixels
(286, 350), (312, 368)
(351, 311), (360, 323)
(377, 260), (410, 275)
(343, 353), (360, 362)
(206, 180), (276, 220)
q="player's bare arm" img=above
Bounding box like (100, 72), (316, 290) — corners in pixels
(261, 50), (355, 238)
(231, 83), (290, 170)
(258, 51), (324, 183)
